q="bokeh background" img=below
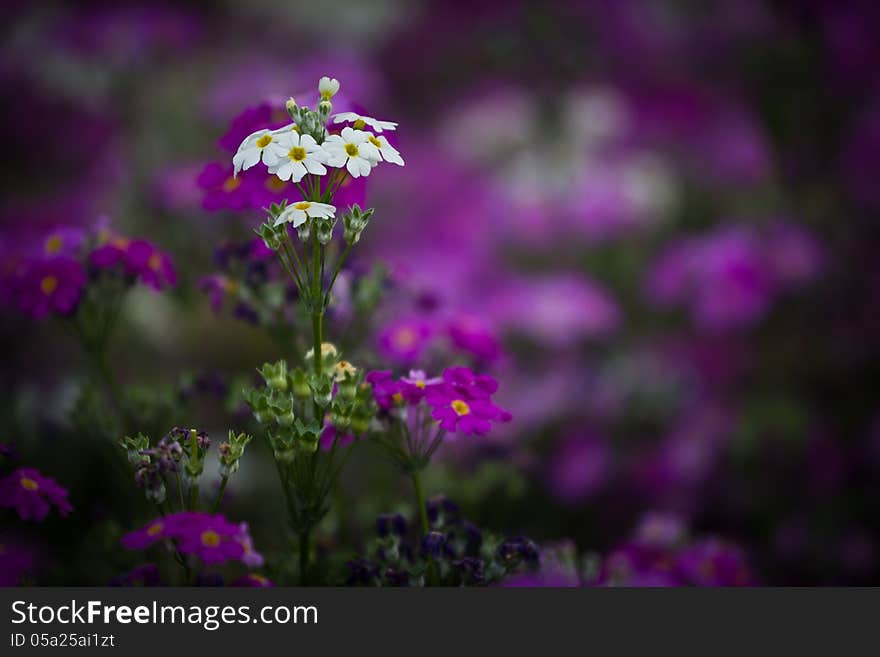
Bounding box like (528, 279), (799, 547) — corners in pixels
(2, 0), (880, 585)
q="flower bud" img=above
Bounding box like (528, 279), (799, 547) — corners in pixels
(318, 76), (340, 100)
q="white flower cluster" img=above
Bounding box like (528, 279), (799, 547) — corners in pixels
(232, 76), (404, 186)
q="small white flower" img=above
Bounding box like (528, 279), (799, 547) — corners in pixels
(274, 201), (336, 228)
(232, 129), (286, 176)
(332, 112), (398, 133)
(364, 133), (404, 166)
(319, 76), (340, 100)
(268, 133), (328, 183)
(323, 127), (381, 178)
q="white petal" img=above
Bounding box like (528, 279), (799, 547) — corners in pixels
(304, 159), (327, 175)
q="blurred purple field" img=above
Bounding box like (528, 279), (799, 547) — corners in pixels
(1, 0), (879, 587)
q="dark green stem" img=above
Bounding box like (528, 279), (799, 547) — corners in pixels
(411, 470), (429, 537)
(211, 476), (229, 513)
(299, 529), (311, 586)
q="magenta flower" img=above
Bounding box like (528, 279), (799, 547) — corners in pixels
(366, 370), (405, 410)
(0, 468), (73, 521)
(90, 238), (176, 291)
(197, 162), (255, 211)
(0, 533), (39, 586)
(424, 368), (511, 436)
(120, 517), (170, 550)
(122, 512), (258, 568)
(17, 257), (86, 319)
(199, 274), (234, 313)
(377, 317), (434, 365)
(175, 514), (245, 565)
(400, 370), (443, 404)
(218, 102), (289, 153)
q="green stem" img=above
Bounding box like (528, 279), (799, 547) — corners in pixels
(299, 529), (311, 586)
(211, 476), (229, 513)
(411, 470), (430, 537)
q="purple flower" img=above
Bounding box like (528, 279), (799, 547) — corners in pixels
(122, 512), (259, 567)
(0, 468), (73, 522)
(232, 573), (273, 587)
(90, 237), (176, 291)
(377, 316), (434, 365)
(199, 274), (234, 313)
(425, 368), (511, 436)
(37, 227), (85, 258)
(120, 517), (170, 550)
(487, 274), (620, 347)
(674, 539), (755, 586)
(320, 424), (355, 452)
(110, 564), (160, 587)
(646, 226), (776, 330)
(197, 162), (254, 211)
(365, 370), (403, 410)
(17, 257), (86, 319)
(546, 432), (612, 504)
(447, 313), (502, 363)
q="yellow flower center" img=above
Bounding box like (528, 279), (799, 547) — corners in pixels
(294, 201), (312, 211)
(352, 119), (366, 130)
(148, 252), (162, 271)
(251, 574), (269, 584)
(45, 235), (63, 254)
(451, 399), (470, 416)
(392, 392), (404, 405)
(368, 136), (382, 148)
(288, 146), (307, 162)
(255, 134), (273, 149)
(415, 380), (426, 389)
(20, 477), (39, 491)
(201, 530), (221, 547)
(222, 176), (241, 192)
(394, 327), (417, 349)
(40, 276), (58, 296)
(344, 143), (359, 157)
(147, 522), (163, 536)
(265, 177), (286, 192)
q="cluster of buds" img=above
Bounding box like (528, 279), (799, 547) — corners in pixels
(244, 345), (376, 462)
(218, 431), (253, 477)
(342, 204), (375, 245)
(118, 429), (188, 504)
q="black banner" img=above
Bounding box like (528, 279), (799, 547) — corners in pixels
(0, 588), (875, 653)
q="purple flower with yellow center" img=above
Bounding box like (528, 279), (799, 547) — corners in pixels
(425, 368), (511, 436)
(218, 102), (289, 153)
(17, 257), (86, 319)
(90, 238), (176, 291)
(174, 513), (246, 565)
(366, 370), (406, 410)
(38, 227), (85, 258)
(377, 316), (434, 365)
(232, 573), (273, 587)
(121, 517), (170, 550)
(197, 161), (255, 211)
(400, 369), (442, 404)
(0, 468), (73, 522)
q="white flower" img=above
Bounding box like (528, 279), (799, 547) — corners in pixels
(232, 129), (286, 176)
(268, 133), (328, 183)
(364, 133), (404, 166)
(323, 127), (381, 178)
(274, 201), (336, 228)
(332, 112), (398, 133)
(319, 76), (340, 100)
